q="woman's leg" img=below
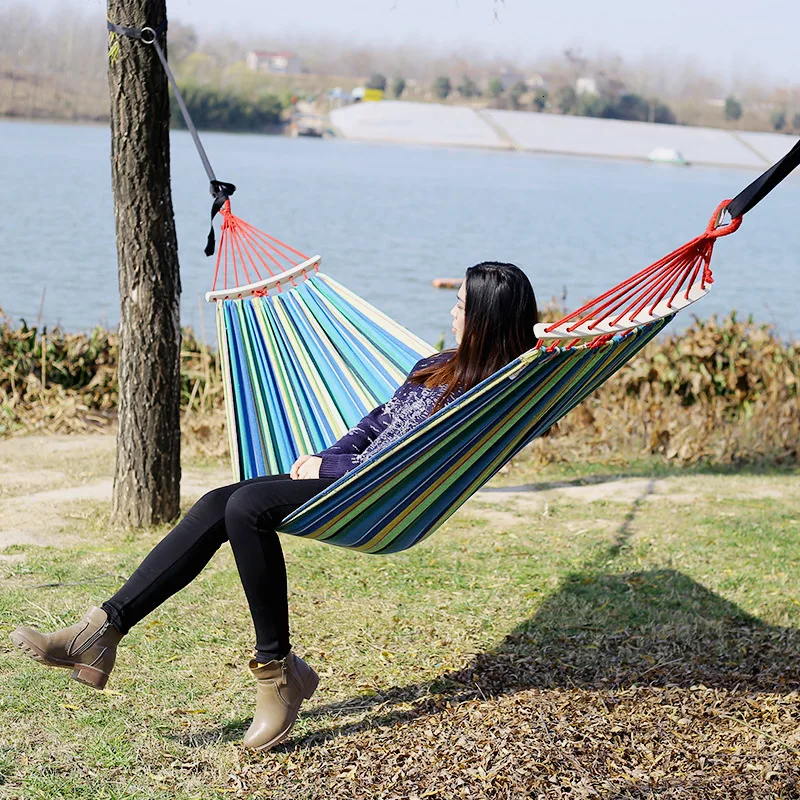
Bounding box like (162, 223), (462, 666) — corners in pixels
(223, 477), (334, 663)
(100, 474), (305, 635)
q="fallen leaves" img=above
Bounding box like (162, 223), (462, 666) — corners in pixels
(228, 683), (799, 798)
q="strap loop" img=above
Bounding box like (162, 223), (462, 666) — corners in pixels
(206, 182), (237, 257)
(704, 200), (742, 239)
(106, 19), (167, 41)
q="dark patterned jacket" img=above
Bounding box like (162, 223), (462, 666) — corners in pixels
(317, 351), (460, 479)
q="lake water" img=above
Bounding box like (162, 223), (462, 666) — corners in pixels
(1, 119), (798, 347)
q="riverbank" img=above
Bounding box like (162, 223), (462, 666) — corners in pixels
(6, 93), (798, 171)
(2, 308), (798, 468)
(331, 101), (798, 169)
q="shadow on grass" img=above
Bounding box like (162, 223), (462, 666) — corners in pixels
(180, 561), (800, 751)
(178, 479), (800, 751)
(254, 566), (799, 753)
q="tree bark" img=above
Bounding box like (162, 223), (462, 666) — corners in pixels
(107, 0), (181, 526)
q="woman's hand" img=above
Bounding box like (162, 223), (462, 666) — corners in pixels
(290, 455), (322, 480)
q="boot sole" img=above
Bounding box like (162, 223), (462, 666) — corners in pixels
(248, 669), (320, 752)
(8, 631), (111, 690)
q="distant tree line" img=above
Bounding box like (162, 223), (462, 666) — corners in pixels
(390, 71), (679, 124)
(724, 94), (800, 132)
(170, 83), (285, 132)
(557, 87), (676, 124)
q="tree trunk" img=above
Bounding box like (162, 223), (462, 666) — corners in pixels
(107, 0), (181, 526)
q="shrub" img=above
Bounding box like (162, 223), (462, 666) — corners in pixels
(487, 78), (503, 99)
(457, 76), (481, 98)
(724, 97), (742, 122)
(367, 73), (387, 92)
(170, 83), (283, 132)
(433, 76), (452, 100)
(771, 110), (787, 131)
(555, 86), (577, 114)
(538, 312), (799, 466)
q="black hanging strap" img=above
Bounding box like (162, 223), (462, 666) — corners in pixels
(727, 138), (800, 219)
(107, 18), (167, 42)
(107, 18), (235, 256)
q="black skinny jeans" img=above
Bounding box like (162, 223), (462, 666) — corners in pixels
(101, 474), (335, 663)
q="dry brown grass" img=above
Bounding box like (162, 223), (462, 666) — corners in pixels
(2, 307), (797, 469)
(537, 312), (800, 469)
(0, 311), (228, 460)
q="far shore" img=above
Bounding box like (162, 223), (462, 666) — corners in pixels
(5, 106), (799, 173)
(330, 101), (798, 171)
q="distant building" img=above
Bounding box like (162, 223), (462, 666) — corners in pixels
(576, 76), (598, 96)
(246, 51), (302, 75)
(526, 73), (549, 90)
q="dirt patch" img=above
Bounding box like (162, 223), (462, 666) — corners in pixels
(475, 474), (795, 508)
(1, 433), (116, 456)
(0, 467), (69, 497)
(0, 433), (232, 551)
(0, 432), (116, 499)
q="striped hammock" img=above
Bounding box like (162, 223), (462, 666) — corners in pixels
(206, 200), (739, 553)
(212, 265), (433, 478)
(278, 317), (669, 553)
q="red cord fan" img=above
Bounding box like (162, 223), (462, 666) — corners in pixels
(204, 201), (321, 302)
(533, 201), (743, 347)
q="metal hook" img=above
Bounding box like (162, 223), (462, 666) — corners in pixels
(714, 205), (731, 229)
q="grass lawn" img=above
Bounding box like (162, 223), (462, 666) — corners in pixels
(1, 434), (798, 798)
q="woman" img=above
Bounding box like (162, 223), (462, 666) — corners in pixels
(9, 261), (538, 752)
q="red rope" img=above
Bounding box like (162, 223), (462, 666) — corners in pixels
(540, 200), (742, 347)
(210, 201), (311, 293)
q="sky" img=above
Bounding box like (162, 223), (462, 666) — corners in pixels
(20, 0), (800, 84)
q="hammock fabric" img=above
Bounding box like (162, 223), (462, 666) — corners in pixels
(278, 318), (669, 553)
(204, 203), (434, 478)
(205, 199), (741, 553)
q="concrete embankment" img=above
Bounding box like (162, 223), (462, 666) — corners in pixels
(331, 101), (795, 169)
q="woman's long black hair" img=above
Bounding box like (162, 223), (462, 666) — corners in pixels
(410, 261), (538, 410)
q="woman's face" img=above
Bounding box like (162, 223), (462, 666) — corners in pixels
(450, 282), (467, 345)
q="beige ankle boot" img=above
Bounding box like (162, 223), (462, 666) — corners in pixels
(9, 606), (124, 690)
(243, 650), (319, 751)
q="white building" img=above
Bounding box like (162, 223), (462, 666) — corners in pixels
(246, 51), (302, 75)
(576, 76), (598, 96)
(526, 73), (549, 90)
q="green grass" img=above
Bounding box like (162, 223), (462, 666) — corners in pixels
(1, 449), (799, 798)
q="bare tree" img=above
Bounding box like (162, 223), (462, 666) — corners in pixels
(107, 0), (182, 526)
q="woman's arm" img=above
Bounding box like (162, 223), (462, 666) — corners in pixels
(292, 353), (450, 481)
(315, 401), (390, 479)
